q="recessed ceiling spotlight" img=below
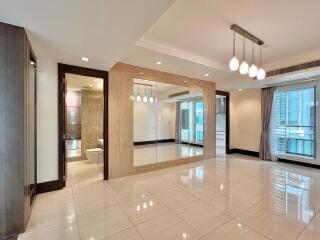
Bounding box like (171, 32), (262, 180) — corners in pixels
(139, 72), (144, 75)
(204, 73), (210, 77)
(238, 88), (243, 91)
(184, 80), (188, 83)
(81, 57), (89, 62)
(89, 84), (93, 87)
(156, 61), (162, 65)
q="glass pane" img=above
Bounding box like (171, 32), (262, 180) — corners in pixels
(133, 79), (203, 167)
(216, 95), (226, 154)
(67, 107), (81, 124)
(66, 90), (81, 140)
(273, 87), (315, 158)
(195, 102), (204, 142)
(133, 82), (157, 166)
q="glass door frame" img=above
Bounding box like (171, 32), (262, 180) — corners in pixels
(215, 90), (230, 154)
(193, 100), (204, 144)
(273, 81), (320, 165)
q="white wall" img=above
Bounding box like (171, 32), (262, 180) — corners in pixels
(37, 59), (58, 183)
(230, 89), (261, 152)
(134, 102), (175, 141)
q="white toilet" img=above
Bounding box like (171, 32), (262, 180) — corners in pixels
(85, 148), (103, 163)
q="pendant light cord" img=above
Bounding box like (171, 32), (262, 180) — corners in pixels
(252, 42), (255, 64)
(233, 31), (235, 56)
(260, 45), (262, 67)
(243, 36), (245, 61)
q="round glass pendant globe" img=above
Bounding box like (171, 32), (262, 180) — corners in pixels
(248, 64), (258, 77)
(149, 97), (154, 103)
(143, 96), (148, 102)
(136, 95), (141, 102)
(239, 61), (249, 74)
(257, 68), (266, 80)
(229, 56), (239, 71)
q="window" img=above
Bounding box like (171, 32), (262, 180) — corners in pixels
(179, 100), (204, 143)
(272, 86), (316, 158)
(195, 102), (204, 142)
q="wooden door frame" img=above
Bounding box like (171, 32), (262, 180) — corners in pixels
(58, 63), (108, 188)
(215, 90), (230, 154)
(28, 40), (37, 204)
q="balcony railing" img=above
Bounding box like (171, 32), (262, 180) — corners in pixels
(274, 125), (315, 158)
(286, 138), (314, 157)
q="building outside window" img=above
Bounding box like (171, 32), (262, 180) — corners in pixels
(272, 86), (315, 159)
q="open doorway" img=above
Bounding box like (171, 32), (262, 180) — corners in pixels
(58, 64), (108, 189)
(216, 91), (230, 155)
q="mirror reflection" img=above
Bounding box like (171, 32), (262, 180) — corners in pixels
(133, 79), (204, 167)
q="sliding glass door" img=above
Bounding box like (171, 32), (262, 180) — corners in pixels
(179, 100), (204, 144)
(195, 101), (204, 142)
(272, 84), (317, 163)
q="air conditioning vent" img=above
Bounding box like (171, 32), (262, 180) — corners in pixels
(169, 91), (189, 98)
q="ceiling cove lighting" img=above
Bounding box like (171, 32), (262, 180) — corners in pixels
(229, 31), (239, 71)
(229, 24), (266, 80)
(81, 57), (89, 62)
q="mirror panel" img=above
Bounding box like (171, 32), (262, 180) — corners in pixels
(133, 81), (157, 166)
(133, 79), (203, 167)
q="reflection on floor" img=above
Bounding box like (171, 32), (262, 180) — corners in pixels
(19, 154), (320, 240)
(216, 128), (226, 155)
(66, 160), (103, 187)
(134, 143), (203, 166)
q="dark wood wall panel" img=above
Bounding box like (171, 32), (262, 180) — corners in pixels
(0, 22), (31, 239)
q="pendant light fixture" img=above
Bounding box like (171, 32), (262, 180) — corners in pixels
(229, 25), (267, 80)
(257, 45), (266, 80)
(149, 86), (154, 103)
(143, 86), (148, 102)
(249, 42), (258, 77)
(239, 36), (249, 75)
(136, 84), (141, 102)
(229, 31), (239, 71)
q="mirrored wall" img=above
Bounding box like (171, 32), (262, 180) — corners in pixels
(133, 79), (204, 167)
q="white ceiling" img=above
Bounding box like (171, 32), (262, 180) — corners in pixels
(134, 78), (188, 97)
(133, 78), (202, 101)
(2, 0), (320, 90)
(0, 0), (175, 70)
(66, 74), (103, 91)
(122, 0), (320, 90)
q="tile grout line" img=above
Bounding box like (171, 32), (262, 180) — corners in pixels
(108, 182), (148, 240)
(71, 186), (82, 240)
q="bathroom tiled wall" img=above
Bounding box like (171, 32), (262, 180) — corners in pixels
(81, 90), (104, 159)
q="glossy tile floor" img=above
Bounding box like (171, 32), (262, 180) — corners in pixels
(19, 154), (320, 240)
(134, 143), (203, 166)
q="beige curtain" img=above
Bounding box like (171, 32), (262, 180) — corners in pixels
(259, 87), (274, 160)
